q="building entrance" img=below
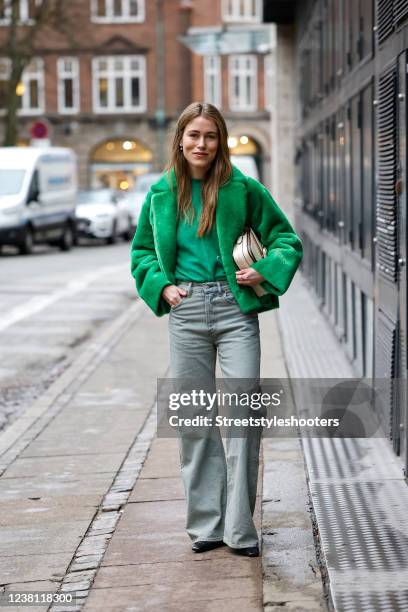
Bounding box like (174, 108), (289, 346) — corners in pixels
(90, 138), (153, 191)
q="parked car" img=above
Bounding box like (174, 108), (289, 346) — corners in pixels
(121, 173), (162, 233)
(75, 189), (133, 244)
(0, 147), (77, 254)
(230, 155), (260, 181)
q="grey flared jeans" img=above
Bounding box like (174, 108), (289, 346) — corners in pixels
(168, 280), (262, 549)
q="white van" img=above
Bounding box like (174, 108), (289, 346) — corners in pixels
(0, 147), (77, 254)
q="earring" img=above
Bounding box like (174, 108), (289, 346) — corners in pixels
(179, 144), (183, 151)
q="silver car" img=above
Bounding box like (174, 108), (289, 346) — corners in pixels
(75, 189), (133, 244)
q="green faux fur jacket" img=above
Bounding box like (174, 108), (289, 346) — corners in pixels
(130, 165), (303, 317)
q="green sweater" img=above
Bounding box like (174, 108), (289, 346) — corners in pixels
(174, 178), (226, 282)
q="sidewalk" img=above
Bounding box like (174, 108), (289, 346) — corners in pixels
(0, 291), (325, 612)
(84, 438), (263, 611)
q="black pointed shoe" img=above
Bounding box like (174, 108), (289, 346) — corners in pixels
(192, 540), (225, 553)
(230, 545), (259, 557)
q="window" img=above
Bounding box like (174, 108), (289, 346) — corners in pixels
(359, 0), (374, 61)
(322, 0), (330, 93)
(1, 57), (45, 115)
(320, 250), (326, 306)
(362, 292), (374, 378)
(345, 275), (354, 360)
(92, 56), (146, 113)
(0, 0), (42, 25)
(321, 122), (329, 230)
(264, 54), (273, 112)
(222, 0), (262, 23)
(345, 85), (374, 260)
(314, 131), (323, 223)
(334, 262), (340, 328)
(344, 102), (352, 247)
(19, 59), (44, 114)
(328, 116), (336, 232)
(361, 82), (374, 265)
(325, 254), (332, 316)
(334, 0), (344, 84)
(354, 286), (363, 374)
(335, 109), (345, 241)
(203, 56), (221, 108)
(351, 94), (362, 253)
(342, 271), (348, 343)
(351, 280), (357, 361)
(91, 0), (144, 23)
(350, 0), (359, 70)
(57, 58), (80, 114)
(330, 258), (336, 325)
(28, 170), (39, 202)
(17, 58), (44, 115)
(228, 55), (257, 111)
(344, 0), (373, 71)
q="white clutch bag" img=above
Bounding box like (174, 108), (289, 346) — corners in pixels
(232, 227), (267, 297)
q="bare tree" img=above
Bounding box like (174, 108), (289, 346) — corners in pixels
(0, 0), (80, 146)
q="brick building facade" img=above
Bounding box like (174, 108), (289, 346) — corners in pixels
(0, 0), (274, 189)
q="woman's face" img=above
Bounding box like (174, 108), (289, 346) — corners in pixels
(181, 116), (219, 178)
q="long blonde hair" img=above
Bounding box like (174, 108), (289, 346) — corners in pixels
(165, 102), (232, 237)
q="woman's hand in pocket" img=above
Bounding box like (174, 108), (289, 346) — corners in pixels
(162, 285), (188, 307)
(236, 268), (265, 286)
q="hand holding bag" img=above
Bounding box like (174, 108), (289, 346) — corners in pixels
(232, 227), (267, 297)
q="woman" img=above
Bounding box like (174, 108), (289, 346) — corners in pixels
(131, 102), (303, 558)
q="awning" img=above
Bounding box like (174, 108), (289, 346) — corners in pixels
(178, 27), (272, 55)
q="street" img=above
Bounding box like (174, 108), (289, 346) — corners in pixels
(0, 242), (134, 432)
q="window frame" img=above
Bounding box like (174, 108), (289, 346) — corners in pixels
(92, 55), (147, 114)
(228, 54), (258, 112)
(91, 0), (145, 24)
(57, 57), (80, 115)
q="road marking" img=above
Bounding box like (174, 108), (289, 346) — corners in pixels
(0, 263), (129, 333)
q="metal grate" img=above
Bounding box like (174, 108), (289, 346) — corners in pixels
(304, 437), (402, 481)
(303, 436), (408, 611)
